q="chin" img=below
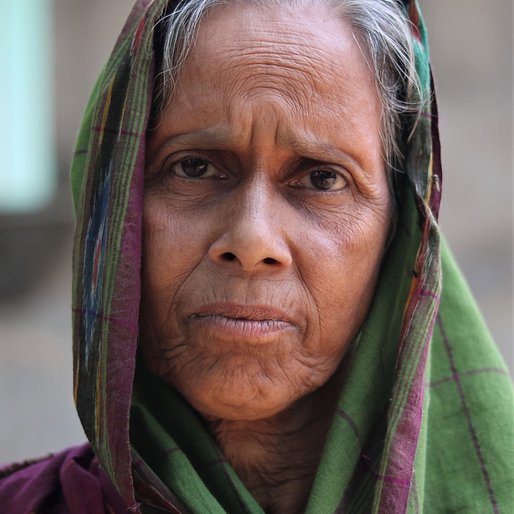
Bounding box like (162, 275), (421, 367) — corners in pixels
(177, 369), (303, 422)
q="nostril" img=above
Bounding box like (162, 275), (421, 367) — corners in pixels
(221, 252), (237, 262)
(219, 253), (279, 266)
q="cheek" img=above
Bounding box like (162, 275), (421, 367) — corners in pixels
(299, 202), (390, 356)
(142, 196), (205, 290)
(141, 198), (199, 350)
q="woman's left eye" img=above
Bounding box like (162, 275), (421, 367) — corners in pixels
(170, 157), (222, 179)
(296, 170), (348, 191)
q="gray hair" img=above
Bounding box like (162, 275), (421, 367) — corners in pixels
(152, 0), (423, 177)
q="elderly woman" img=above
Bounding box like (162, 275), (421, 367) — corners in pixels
(1, 0), (513, 512)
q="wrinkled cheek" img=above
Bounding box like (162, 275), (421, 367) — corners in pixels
(139, 209), (177, 366)
(298, 252), (383, 362)
(142, 207), (189, 298)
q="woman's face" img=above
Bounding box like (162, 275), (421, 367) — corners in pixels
(141, 3), (391, 421)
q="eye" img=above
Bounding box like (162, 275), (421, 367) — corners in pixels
(171, 157), (223, 179)
(297, 169), (348, 191)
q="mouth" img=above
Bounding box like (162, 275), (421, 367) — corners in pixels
(187, 303), (299, 341)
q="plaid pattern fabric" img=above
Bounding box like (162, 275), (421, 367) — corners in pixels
(68, 0), (514, 512)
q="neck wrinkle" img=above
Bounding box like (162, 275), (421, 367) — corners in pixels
(206, 367), (345, 513)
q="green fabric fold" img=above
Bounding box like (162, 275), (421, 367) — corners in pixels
(132, 362), (264, 513)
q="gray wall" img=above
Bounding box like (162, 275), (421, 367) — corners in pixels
(0, 0), (512, 463)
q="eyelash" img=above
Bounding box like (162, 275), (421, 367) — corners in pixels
(291, 169), (348, 192)
(170, 156), (225, 179)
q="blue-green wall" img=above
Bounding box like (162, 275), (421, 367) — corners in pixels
(0, 0), (55, 213)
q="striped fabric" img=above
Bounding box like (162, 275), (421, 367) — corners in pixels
(65, 0), (514, 512)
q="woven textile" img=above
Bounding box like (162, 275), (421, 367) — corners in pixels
(1, 1), (512, 512)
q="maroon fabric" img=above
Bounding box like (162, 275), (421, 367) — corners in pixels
(0, 444), (130, 514)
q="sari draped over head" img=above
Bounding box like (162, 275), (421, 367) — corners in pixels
(1, 0), (513, 512)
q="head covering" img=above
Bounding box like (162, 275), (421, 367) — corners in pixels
(1, 1), (512, 513)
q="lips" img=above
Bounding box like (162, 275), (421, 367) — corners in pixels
(186, 303), (299, 341)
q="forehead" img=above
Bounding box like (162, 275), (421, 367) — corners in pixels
(175, 3), (378, 109)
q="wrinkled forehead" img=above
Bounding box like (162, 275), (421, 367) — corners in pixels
(174, 2), (377, 107)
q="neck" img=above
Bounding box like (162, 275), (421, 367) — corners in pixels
(207, 374), (343, 514)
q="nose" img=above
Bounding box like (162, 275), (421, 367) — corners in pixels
(208, 179), (293, 272)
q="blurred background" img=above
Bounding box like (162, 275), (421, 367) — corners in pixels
(0, 0), (512, 463)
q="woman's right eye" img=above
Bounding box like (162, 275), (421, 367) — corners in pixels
(171, 157), (221, 179)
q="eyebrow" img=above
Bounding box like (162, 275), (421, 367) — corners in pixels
(153, 128), (234, 153)
(286, 138), (365, 173)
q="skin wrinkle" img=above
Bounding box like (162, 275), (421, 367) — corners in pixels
(226, 61), (316, 105)
(141, 4), (391, 512)
(205, 19), (333, 98)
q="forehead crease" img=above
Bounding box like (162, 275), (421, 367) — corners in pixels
(215, 28), (338, 69)
(195, 19), (342, 72)
(214, 42), (340, 105)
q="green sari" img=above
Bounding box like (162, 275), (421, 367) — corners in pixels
(70, 0), (514, 512)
